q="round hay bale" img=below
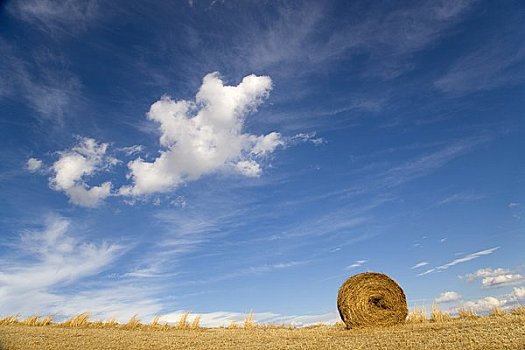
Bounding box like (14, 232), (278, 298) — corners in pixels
(337, 272), (408, 329)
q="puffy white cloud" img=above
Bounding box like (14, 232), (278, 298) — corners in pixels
(459, 286), (525, 314)
(50, 137), (115, 207)
(26, 157), (43, 172)
(434, 291), (461, 303)
(251, 132), (285, 156)
(459, 287), (525, 312)
(462, 296), (503, 312)
(463, 267), (525, 288)
(464, 268), (511, 282)
(482, 274), (525, 288)
(120, 72), (282, 196)
(235, 160), (262, 177)
(511, 287), (525, 300)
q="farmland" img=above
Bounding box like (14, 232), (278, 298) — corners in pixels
(1, 311), (525, 350)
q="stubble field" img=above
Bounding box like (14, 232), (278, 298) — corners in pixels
(1, 311), (525, 350)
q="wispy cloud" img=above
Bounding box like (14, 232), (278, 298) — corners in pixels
(179, 260), (311, 287)
(0, 42), (81, 123)
(7, 0), (99, 35)
(418, 247), (499, 276)
(437, 191), (485, 206)
(378, 137), (486, 188)
(233, 0), (477, 78)
(508, 202), (523, 220)
(0, 215), (124, 316)
(434, 19), (525, 95)
(411, 261), (429, 269)
(345, 260), (367, 270)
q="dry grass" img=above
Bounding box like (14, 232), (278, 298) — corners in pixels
(243, 312), (256, 330)
(457, 308), (479, 319)
(1, 312), (525, 350)
(489, 307), (506, 317)
(62, 312), (90, 327)
(511, 306), (525, 315)
(430, 304), (452, 323)
(191, 315), (201, 330)
(0, 315), (20, 326)
(176, 312), (190, 330)
(406, 306), (427, 323)
(226, 320), (239, 329)
(21, 315), (53, 327)
(104, 317), (119, 328)
(124, 315), (142, 330)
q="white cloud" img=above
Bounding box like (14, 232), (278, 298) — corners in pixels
(481, 274), (525, 288)
(511, 287), (525, 300)
(7, 0), (99, 34)
(0, 215), (122, 316)
(345, 260), (367, 270)
(434, 24), (525, 94)
(411, 261), (429, 269)
(381, 138), (486, 188)
(418, 247), (499, 276)
(235, 160), (261, 177)
(462, 296), (503, 312)
(50, 137), (116, 207)
(120, 72), (282, 196)
(435, 291), (461, 303)
(464, 268), (512, 282)
(463, 267), (525, 288)
(119, 145), (144, 156)
(434, 247), (499, 270)
(0, 41), (81, 122)
(437, 192), (484, 206)
(508, 202), (521, 208)
(235, 0), (476, 78)
(26, 158), (43, 172)
(458, 287), (525, 314)
(288, 132), (325, 146)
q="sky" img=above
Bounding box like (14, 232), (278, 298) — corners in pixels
(0, 0), (524, 327)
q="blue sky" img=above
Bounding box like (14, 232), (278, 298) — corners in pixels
(0, 0), (524, 326)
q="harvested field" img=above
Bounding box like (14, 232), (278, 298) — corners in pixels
(1, 313), (525, 350)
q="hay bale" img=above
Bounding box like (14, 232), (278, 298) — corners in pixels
(337, 272), (408, 329)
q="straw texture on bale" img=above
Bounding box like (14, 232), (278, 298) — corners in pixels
(337, 272), (408, 329)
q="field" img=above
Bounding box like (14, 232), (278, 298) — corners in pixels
(1, 310), (525, 350)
